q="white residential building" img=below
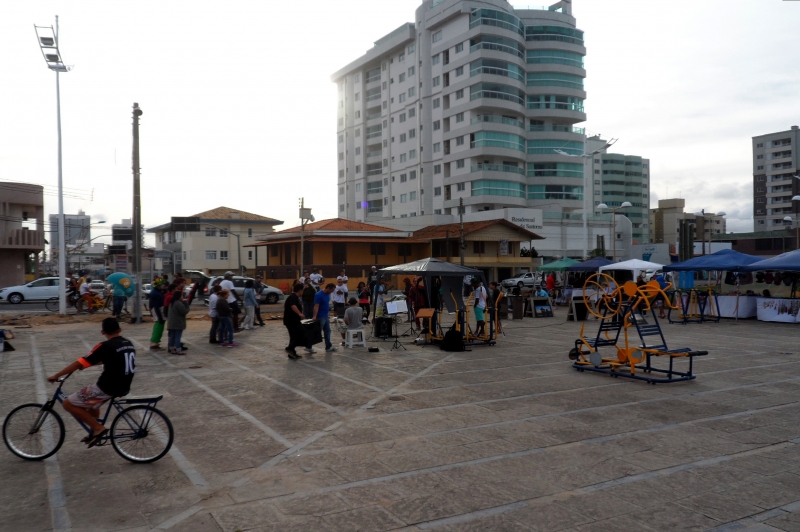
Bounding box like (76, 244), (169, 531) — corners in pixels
(753, 125), (799, 231)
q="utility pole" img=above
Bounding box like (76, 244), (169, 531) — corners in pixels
(300, 198), (305, 277)
(131, 103), (143, 324)
(445, 229), (451, 262)
(459, 197), (465, 266)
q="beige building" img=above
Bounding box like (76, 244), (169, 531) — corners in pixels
(650, 198), (726, 247)
(0, 182), (44, 287)
(148, 207), (283, 276)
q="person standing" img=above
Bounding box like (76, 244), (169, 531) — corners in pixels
(112, 280), (127, 319)
(337, 270), (349, 292)
(166, 289), (189, 355)
(242, 280), (257, 330)
(356, 281), (371, 323)
(220, 272), (242, 331)
(331, 278), (348, 317)
(216, 289), (236, 347)
(302, 279), (316, 319)
(309, 268), (324, 291)
(149, 281), (166, 350)
(253, 275), (266, 326)
(313, 283), (337, 352)
(299, 270), (309, 284)
(471, 278), (487, 338)
(409, 278), (428, 330)
(368, 266), (379, 304)
(208, 284), (222, 344)
(284, 283), (315, 359)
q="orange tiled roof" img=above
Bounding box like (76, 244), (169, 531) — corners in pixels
(193, 206), (282, 224)
(275, 218), (400, 234)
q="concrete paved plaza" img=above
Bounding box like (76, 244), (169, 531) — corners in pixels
(3, 315), (800, 532)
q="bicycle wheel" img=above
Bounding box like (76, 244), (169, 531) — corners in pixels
(75, 298), (88, 313)
(3, 404), (65, 460)
(45, 297), (60, 312)
(110, 405), (173, 463)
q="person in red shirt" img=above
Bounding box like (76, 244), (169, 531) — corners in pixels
(546, 273), (556, 294)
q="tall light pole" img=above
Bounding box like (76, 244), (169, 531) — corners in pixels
(35, 17), (71, 315)
(694, 209), (726, 256)
(555, 138), (618, 258)
(596, 201), (632, 262)
(132, 103), (143, 324)
(784, 195), (800, 250)
(299, 199), (314, 278)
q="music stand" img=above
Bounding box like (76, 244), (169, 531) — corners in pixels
(414, 308), (436, 344)
(385, 300), (407, 350)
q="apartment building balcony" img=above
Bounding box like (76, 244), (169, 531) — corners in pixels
(471, 114), (525, 129)
(471, 163), (525, 176)
(2, 228), (44, 250)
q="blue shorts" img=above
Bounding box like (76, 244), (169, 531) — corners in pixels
(474, 307), (485, 321)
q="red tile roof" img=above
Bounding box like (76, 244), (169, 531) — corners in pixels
(275, 218), (400, 234)
(413, 219), (543, 240)
(193, 206), (282, 224)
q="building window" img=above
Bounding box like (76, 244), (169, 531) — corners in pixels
(432, 54), (440, 64)
(456, 112), (464, 122)
(400, 194), (408, 203)
(408, 107), (416, 118)
(338, 170), (344, 178)
(370, 243), (386, 255)
(399, 52), (405, 61)
(248, 228), (253, 237)
(408, 66), (415, 77)
(354, 93), (360, 101)
(182, 251), (187, 260)
(408, 87), (415, 97)
(340, 204), (345, 211)
(433, 76), (440, 87)
(400, 133), (407, 143)
(400, 113), (406, 123)
(339, 186), (345, 195)
(400, 153), (407, 162)
(456, 159), (465, 169)
(756, 143), (763, 148)
(205, 251), (217, 260)
(456, 136), (464, 146)
(473, 241), (485, 254)
(338, 152), (344, 160)
(356, 165), (361, 174)
(338, 134), (344, 143)
(408, 43), (415, 54)
(757, 166), (763, 170)
(434, 186), (442, 196)
(355, 110), (360, 119)
(433, 143), (441, 153)
(433, 120), (441, 130)
(756, 198), (765, 203)
(219, 228), (228, 237)
(410, 191), (417, 200)
(355, 147), (361, 155)
(399, 73), (406, 83)
(432, 31), (442, 43)
(455, 42), (464, 53)
(205, 227), (216, 237)
(356, 202), (361, 210)
(399, 93), (406, 103)
(433, 98), (440, 108)
(409, 128), (416, 139)
(434, 164), (442, 174)
(455, 66), (463, 76)
(410, 149), (417, 159)
(410, 170), (417, 180)
(456, 183), (466, 192)
(220, 250), (229, 260)
(400, 174), (408, 183)
(757, 154), (763, 159)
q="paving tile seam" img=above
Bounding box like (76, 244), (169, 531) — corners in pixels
(30, 335), (71, 532)
(356, 381), (627, 420)
(239, 341), (388, 393)
(236, 399), (799, 511)
(333, 352), (418, 376)
(412, 375), (800, 441)
(185, 341), (350, 416)
(415, 501), (530, 529)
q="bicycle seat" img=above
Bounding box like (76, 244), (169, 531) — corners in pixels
(115, 394), (163, 404)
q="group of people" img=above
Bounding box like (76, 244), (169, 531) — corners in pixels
(64, 271), (129, 318)
(207, 271), (268, 348)
(148, 273), (192, 355)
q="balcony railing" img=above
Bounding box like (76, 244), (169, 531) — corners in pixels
(365, 113), (381, 121)
(472, 163), (525, 175)
(366, 169), (382, 176)
(365, 75), (381, 83)
(470, 90), (525, 106)
(366, 150), (382, 158)
(471, 115), (524, 128)
(529, 124), (585, 134)
(469, 43), (524, 59)
(527, 102), (584, 112)
(470, 66), (525, 83)
(366, 94), (381, 102)
(2, 228), (44, 249)
(366, 131), (382, 139)
(471, 140), (526, 151)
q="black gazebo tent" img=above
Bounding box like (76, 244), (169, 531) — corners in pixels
(377, 258), (492, 345)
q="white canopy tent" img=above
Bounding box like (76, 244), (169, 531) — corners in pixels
(599, 259), (665, 279)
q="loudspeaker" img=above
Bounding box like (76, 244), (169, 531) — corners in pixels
(373, 317), (393, 337)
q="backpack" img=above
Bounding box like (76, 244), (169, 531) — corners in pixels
(440, 325), (465, 352)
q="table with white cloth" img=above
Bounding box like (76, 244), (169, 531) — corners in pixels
(755, 298), (800, 323)
(716, 295), (757, 318)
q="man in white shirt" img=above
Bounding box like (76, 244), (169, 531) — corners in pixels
(471, 278), (487, 338)
(336, 270), (349, 292)
(299, 270), (309, 284)
(80, 277), (97, 313)
(309, 268), (324, 291)
(331, 278), (348, 317)
(219, 271), (242, 330)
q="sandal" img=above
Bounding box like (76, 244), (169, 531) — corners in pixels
(86, 428), (108, 448)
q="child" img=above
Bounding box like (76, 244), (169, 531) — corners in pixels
(216, 290), (236, 347)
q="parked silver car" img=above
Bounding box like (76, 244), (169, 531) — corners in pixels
(501, 272), (539, 289)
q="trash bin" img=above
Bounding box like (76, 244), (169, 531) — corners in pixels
(508, 296), (524, 320)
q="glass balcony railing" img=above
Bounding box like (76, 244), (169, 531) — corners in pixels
(470, 90), (525, 106)
(366, 131), (382, 139)
(528, 124), (585, 134)
(471, 140), (526, 151)
(366, 94), (381, 102)
(470, 43), (524, 59)
(471, 115), (525, 128)
(472, 164), (525, 175)
(470, 66), (525, 83)
(365, 75), (381, 83)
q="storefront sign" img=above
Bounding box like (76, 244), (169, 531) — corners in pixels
(499, 240), (509, 256)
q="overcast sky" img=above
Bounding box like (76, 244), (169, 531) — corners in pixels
(1, 0), (798, 245)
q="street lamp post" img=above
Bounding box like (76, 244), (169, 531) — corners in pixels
(299, 199), (315, 278)
(35, 17), (72, 316)
(693, 209), (726, 256)
(596, 201), (632, 262)
(554, 138), (618, 258)
(783, 195), (800, 250)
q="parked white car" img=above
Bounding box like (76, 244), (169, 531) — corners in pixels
(501, 272), (539, 289)
(0, 277), (68, 304)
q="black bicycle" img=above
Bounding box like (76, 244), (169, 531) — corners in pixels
(2, 373), (173, 463)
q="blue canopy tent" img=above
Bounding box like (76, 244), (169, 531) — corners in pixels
(566, 257), (614, 272)
(664, 249), (762, 272)
(739, 248), (800, 273)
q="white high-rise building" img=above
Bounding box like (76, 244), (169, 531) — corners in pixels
(332, 0), (588, 222)
(753, 125), (799, 231)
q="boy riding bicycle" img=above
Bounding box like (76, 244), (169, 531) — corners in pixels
(47, 318), (136, 447)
